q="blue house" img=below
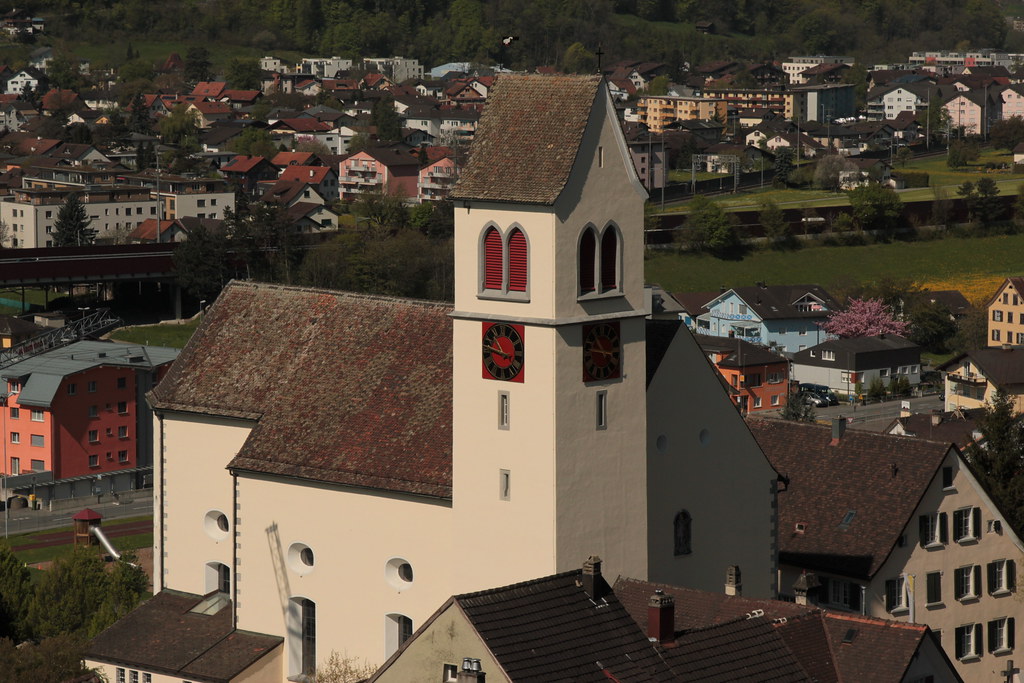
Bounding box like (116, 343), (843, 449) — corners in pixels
(695, 283), (837, 353)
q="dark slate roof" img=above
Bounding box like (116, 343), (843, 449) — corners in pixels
(694, 333), (788, 367)
(149, 282), (454, 499)
(85, 590), (281, 682)
(666, 616), (810, 682)
(747, 419), (952, 579)
(671, 290), (719, 317)
(922, 289), (972, 316)
(883, 407), (984, 449)
(790, 334), (920, 370)
(452, 74), (602, 205)
(455, 569), (675, 681)
(0, 314), (44, 338)
(938, 347), (1024, 386)
(614, 577), (816, 634)
(714, 284), (837, 320)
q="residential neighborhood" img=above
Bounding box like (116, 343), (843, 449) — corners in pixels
(6, 3), (1024, 681)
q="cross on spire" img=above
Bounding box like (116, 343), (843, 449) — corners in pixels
(595, 44), (604, 74)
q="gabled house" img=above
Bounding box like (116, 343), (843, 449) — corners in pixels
(339, 147), (420, 201)
(751, 418), (1024, 683)
(259, 179), (328, 209)
(4, 66), (46, 96)
(220, 155), (278, 195)
(696, 283), (838, 353)
(944, 90), (1000, 136)
(791, 334), (921, 396)
(191, 81), (228, 99)
(0, 315), (45, 348)
(219, 89), (261, 110)
(985, 276), (1024, 347)
(695, 334), (790, 413)
(283, 200), (338, 233)
(187, 101), (234, 128)
(939, 347), (1024, 413)
(128, 218), (189, 243)
(885, 407), (984, 450)
(278, 165), (340, 202)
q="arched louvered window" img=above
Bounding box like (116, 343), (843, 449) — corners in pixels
(507, 228), (528, 292)
(579, 228), (597, 294)
(483, 227), (503, 290)
(600, 228), (618, 292)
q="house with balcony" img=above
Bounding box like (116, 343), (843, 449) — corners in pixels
(0, 186), (155, 248)
(339, 147), (420, 201)
(417, 155), (458, 202)
(220, 155), (278, 196)
(695, 283), (838, 353)
(751, 417), (1024, 683)
(944, 90), (1000, 137)
(636, 95), (727, 133)
(939, 347), (1024, 414)
(790, 334), (921, 396)
(117, 171), (236, 221)
(695, 334), (790, 413)
(0, 340), (178, 495)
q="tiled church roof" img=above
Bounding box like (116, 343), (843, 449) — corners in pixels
(452, 74), (602, 205)
(150, 281), (454, 499)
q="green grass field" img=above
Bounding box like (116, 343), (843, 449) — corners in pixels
(6, 515), (153, 565)
(644, 231), (1024, 296)
(108, 320), (201, 349)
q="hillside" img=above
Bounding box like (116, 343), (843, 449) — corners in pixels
(5, 0), (1012, 75)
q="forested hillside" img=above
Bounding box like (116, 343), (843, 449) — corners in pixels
(10, 0), (1015, 74)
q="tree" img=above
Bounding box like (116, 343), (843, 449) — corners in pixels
(562, 42), (596, 74)
(908, 301), (957, 354)
(773, 147), (795, 186)
(46, 53), (81, 91)
(990, 116), (1024, 151)
(758, 197), (792, 249)
(848, 184), (902, 237)
(780, 390), (815, 422)
(966, 390), (1024, 535)
(228, 127), (277, 159)
(947, 139), (980, 169)
(225, 57), (262, 90)
(958, 178), (1004, 226)
(128, 91), (153, 134)
(184, 46), (213, 84)
(53, 194), (95, 246)
(314, 650), (377, 683)
(159, 103), (200, 146)
(823, 297), (909, 338)
(0, 635), (92, 682)
(118, 58), (156, 84)
(372, 97), (402, 143)
(645, 75), (670, 96)
(227, 203), (300, 284)
(174, 223), (230, 301)
(813, 154), (856, 192)
(354, 188), (409, 236)
(0, 544), (30, 640)
(683, 196), (741, 258)
(895, 146), (914, 168)
(26, 548), (109, 639)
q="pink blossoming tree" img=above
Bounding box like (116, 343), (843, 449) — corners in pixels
(822, 297), (909, 338)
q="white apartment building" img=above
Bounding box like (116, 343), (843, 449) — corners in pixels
(782, 55), (854, 84)
(1, 186), (155, 248)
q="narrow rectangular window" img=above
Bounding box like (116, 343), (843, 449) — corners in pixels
(596, 391), (607, 429)
(598, 146), (604, 167)
(927, 571), (942, 604)
(498, 392), (509, 430)
(9, 432), (18, 444)
(30, 434), (43, 447)
(87, 380), (97, 392)
(943, 466), (954, 489)
(499, 469), (511, 501)
(67, 383), (76, 395)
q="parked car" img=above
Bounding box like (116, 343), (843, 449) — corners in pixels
(799, 383), (839, 406)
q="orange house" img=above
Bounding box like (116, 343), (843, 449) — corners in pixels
(695, 334), (790, 412)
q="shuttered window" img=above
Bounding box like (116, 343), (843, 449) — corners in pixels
(483, 227), (502, 290)
(600, 228), (618, 292)
(579, 229), (596, 293)
(507, 229), (527, 292)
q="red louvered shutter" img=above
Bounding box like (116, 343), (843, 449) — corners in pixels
(508, 229), (527, 292)
(483, 227), (502, 289)
(579, 229), (596, 293)
(600, 229), (618, 292)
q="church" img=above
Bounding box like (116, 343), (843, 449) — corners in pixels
(85, 74), (778, 682)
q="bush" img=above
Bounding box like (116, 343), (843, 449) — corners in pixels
(897, 171), (930, 188)
(867, 376), (887, 400)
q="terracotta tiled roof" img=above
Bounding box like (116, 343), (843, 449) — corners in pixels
(222, 155), (269, 173)
(820, 611), (933, 681)
(452, 74), (602, 205)
(85, 590), (281, 681)
(150, 282), (454, 499)
(129, 219), (182, 241)
(272, 118), (331, 133)
(747, 418), (952, 579)
(278, 165), (332, 184)
(192, 81), (227, 98)
(454, 569), (675, 681)
(270, 151), (318, 167)
(221, 89), (260, 102)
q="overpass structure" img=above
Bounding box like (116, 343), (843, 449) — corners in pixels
(0, 243), (176, 288)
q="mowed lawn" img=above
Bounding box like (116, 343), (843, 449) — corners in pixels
(108, 319), (201, 349)
(645, 232), (1024, 302)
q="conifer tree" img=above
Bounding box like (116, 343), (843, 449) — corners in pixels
(53, 193), (95, 246)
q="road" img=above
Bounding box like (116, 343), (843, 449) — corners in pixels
(0, 489), (153, 539)
(761, 393), (946, 433)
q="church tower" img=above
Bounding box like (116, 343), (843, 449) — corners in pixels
(450, 75), (651, 589)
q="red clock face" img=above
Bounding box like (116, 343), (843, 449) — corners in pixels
(482, 322), (525, 382)
(583, 321), (621, 382)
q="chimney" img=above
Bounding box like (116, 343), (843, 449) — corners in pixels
(831, 416), (846, 444)
(581, 555), (607, 600)
(792, 571), (820, 606)
(931, 410), (942, 426)
(456, 658), (486, 682)
(725, 565), (742, 596)
(647, 590), (675, 645)
(1003, 343), (1013, 351)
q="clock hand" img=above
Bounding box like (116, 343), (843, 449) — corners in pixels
(589, 347), (615, 357)
(483, 344), (512, 358)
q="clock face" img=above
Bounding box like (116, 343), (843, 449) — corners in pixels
(482, 322), (525, 382)
(583, 321), (621, 382)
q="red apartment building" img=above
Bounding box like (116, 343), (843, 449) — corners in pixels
(1, 340), (178, 491)
(695, 334), (790, 412)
